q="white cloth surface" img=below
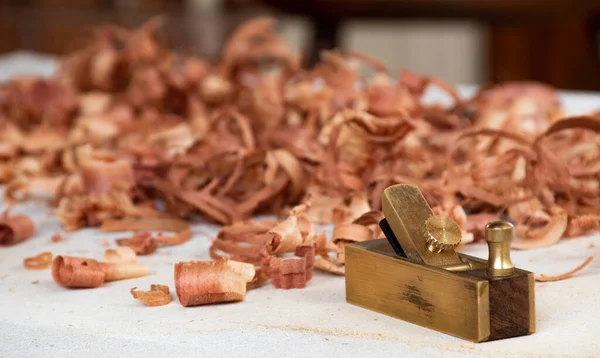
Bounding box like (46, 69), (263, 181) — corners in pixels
(0, 52), (599, 358)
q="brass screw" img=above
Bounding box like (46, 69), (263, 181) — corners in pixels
(424, 215), (462, 253)
(485, 221), (515, 278)
(440, 260), (476, 272)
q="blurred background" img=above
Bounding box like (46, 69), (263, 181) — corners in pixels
(1, 0), (599, 90)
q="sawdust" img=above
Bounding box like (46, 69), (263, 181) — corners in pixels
(254, 323), (401, 342)
(246, 323), (526, 357)
(249, 323), (479, 353)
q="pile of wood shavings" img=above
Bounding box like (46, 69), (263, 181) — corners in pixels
(2, 17), (600, 297)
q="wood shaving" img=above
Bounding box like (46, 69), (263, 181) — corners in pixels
(535, 245), (596, 282)
(52, 255), (149, 288)
(0, 20), (593, 245)
(101, 218), (190, 246)
(50, 232), (63, 243)
(0, 17), (580, 250)
(261, 245), (315, 289)
(1, 17), (600, 295)
(52, 255), (106, 288)
(566, 215), (600, 237)
(104, 246), (137, 263)
(115, 232), (159, 255)
(131, 285), (172, 307)
(174, 259), (255, 307)
(209, 220), (274, 265)
(267, 205), (312, 254)
(23, 251), (53, 270)
(512, 206), (568, 250)
(314, 255), (346, 275)
(0, 210), (35, 246)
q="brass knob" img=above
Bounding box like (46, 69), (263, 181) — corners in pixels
(424, 215), (461, 253)
(485, 221), (515, 278)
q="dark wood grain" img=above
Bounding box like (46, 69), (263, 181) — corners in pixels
(463, 269), (534, 340)
(0, 11), (18, 54)
(0, 1), (185, 55)
(262, 0), (576, 20)
(260, 0), (600, 89)
(489, 16), (600, 90)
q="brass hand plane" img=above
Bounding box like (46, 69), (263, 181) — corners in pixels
(345, 184), (535, 342)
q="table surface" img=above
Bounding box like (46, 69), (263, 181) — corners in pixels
(1, 52), (599, 358)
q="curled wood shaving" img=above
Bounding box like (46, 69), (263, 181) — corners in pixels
(333, 210), (383, 243)
(0, 20), (578, 244)
(303, 190), (347, 224)
(79, 151), (135, 194)
(55, 190), (162, 232)
(23, 251), (53, 270)
(271, 149), (305, 201)
(52, 255), (149, 288)
(210, 203), (381, 277)
(566, 215), (600, 237)
(131, 285), (172, 307)
(104, 246), (137, 263)
(246, 268), (270, 290)
(102, 261), (149, 282)
(267, 214), (305, 254)
(4, 176), (65, 204)
(329, 211), (383, 265)
(4, 17), (600, 300)
(101, 218), (191, 246)
(261, 245), (315, 289)
(0, 210), (35, 246)
(535, 245), (596, 282)
(266, 204), (316, 255)
(335, 192), (373, 224)
(115, 232), (158, 255)
(332, 223), (375, 244)
(512, 206), (568, 250)
(52, 255), (106, 288)
(209, 220), (274, 264)
(313, 255), (346, 276)
(174, 259), (255, 307)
